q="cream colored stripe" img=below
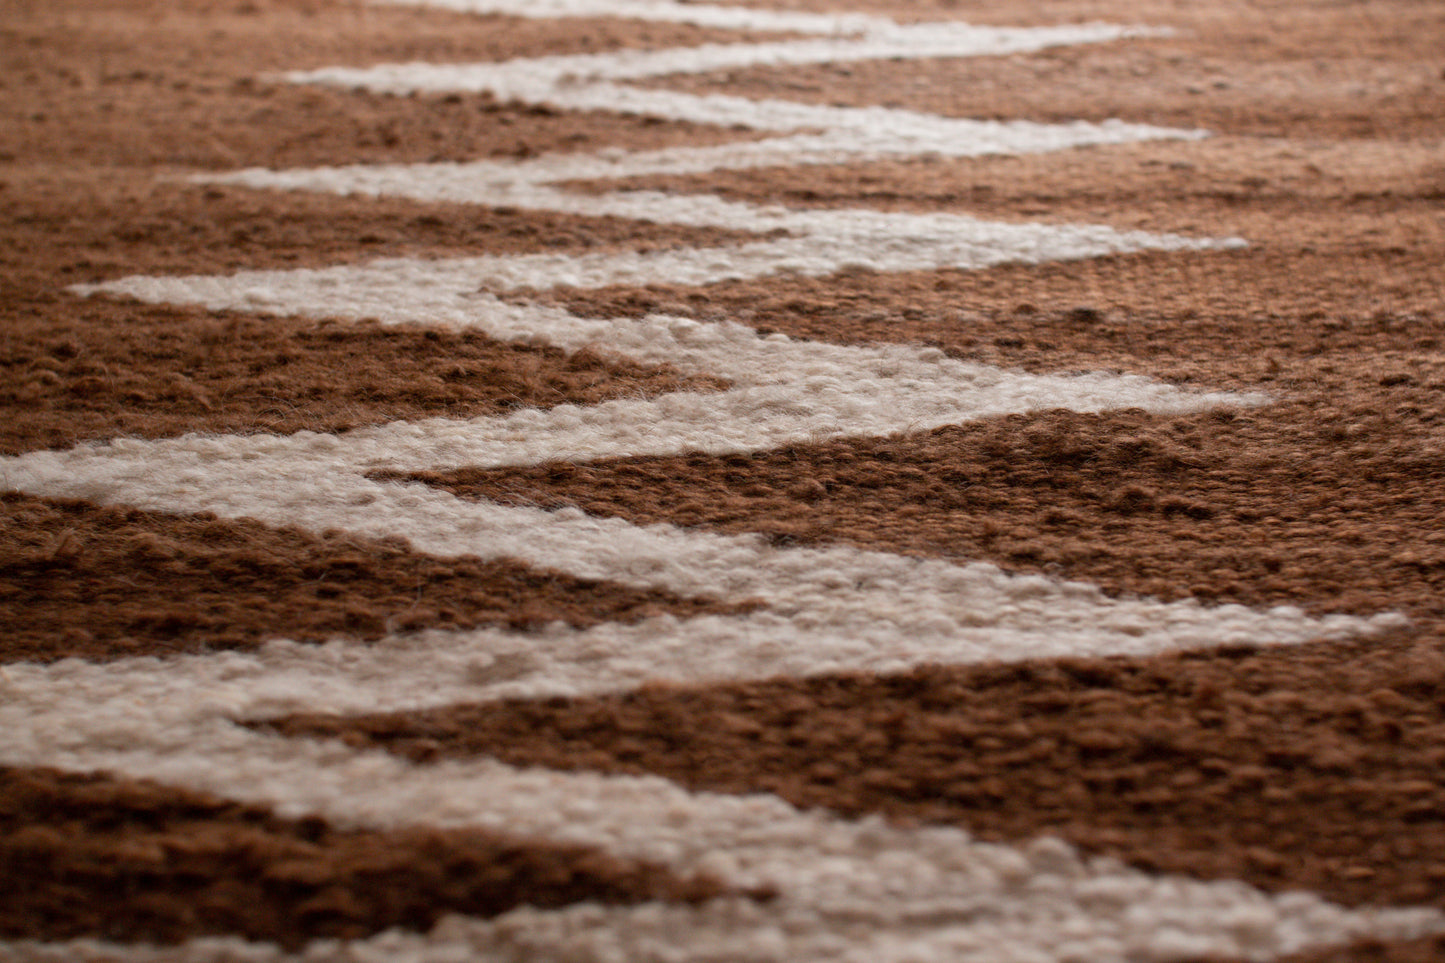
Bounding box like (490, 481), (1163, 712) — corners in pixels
(0, 443), (1402, 719)
(7, 3), (1414, 958)
(272, 73), (1199, 144)
(0, 667), (1439, 963)
(199, 117), (1202, 196)
(284, 21), (1154, 91)
(372, 0), (1170, 46)
(0, 644), (1430, 963)
(370, 0), (918, 35)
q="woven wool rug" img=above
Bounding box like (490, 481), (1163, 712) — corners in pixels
(3, 0), (1444, 959)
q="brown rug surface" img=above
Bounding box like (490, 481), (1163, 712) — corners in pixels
(2, 1), (1443, 960)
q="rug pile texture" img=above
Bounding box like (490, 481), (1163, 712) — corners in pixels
(2, 0), (1444, 959)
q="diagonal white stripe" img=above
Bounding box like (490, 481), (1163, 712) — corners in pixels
(198, 117), (1203, 198)
(53, 282), (1258, 469)
(8, 5), (1422, 960)
(370, 0), (922, 35)
(75, 226), (1237, 297)
(284, 22), (1157, 91)
(367, 0), (1173, 45)
(0, 435), (1403, 714)
(0, 685), (1438, 963)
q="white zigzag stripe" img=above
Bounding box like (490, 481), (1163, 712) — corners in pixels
(0, 450), (1405, 714)
(200, 117), (1201, 195)
(1, 662), (1442, 963)
(66, 271), (1255, 470)
(281, 22), (1157, 91)
(3, 2), (1438, 960)
(370, 0), (975, 35)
